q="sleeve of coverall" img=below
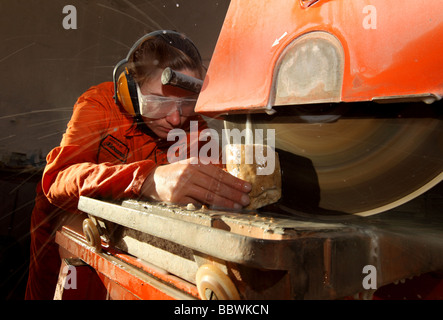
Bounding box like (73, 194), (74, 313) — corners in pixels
(42, 86), (157, 211)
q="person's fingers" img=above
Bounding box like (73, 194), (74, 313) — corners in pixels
(146, 160), (252, 209)
(188, 168), (250, 207)
(175, 196), (199, 206)
(191, 162), (252, 193)
(185, 182), (243, 210)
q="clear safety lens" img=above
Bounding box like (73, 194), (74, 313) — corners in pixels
(137, 85), (197, 119)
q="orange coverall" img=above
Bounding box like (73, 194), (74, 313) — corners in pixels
(25, 82), (205, 299)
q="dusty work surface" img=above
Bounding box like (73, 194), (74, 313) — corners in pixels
(120, 199), (350, 240)
(76, 187), (443, 298)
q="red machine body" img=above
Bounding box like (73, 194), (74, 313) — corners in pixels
(196, 0), (443, 114)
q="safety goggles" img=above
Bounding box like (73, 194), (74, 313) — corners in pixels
(137, 85), (198, 119)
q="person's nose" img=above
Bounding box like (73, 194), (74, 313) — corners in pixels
(165, 108), (181, 126)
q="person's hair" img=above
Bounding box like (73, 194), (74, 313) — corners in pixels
(127, 32), (205, 86)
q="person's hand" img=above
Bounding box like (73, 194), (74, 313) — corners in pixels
(141, 158), (252, 210)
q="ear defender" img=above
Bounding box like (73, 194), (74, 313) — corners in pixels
(116, 68), (140, 116)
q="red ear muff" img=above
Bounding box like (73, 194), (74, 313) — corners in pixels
(116, 69), (140, 116)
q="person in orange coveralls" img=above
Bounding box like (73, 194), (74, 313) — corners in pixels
(25, 30), (252, 300)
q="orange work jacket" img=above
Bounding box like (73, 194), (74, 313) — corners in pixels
(26, 82), (206, 299)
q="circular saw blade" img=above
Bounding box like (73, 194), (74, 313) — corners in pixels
(224, 102), (443, 216)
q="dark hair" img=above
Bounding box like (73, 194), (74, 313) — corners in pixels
(127, 32), (205, 86)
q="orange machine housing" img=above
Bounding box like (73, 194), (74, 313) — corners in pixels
(196, 0), (443, 115)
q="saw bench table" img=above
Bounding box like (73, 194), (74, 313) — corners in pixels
(54, 193), (443, 300)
